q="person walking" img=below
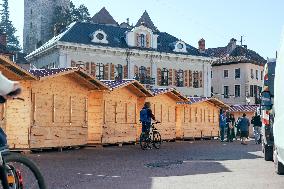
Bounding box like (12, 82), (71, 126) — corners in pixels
(226, 114), (235, 142)
(238, 113), (250, 145)
(251, 112), (262, 144)
(219, 109), (227, 142)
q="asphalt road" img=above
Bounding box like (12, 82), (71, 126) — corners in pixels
(27, 140), (284, 189)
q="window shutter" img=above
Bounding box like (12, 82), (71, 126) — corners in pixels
(85, 62), (90, 73)
(91, 62), (96, 77)
(134, 65), (138, 75)
(110, 64), (115, 80)
(71, 61), (76, 67)
(174, 69), (178, 86)
(184, 70), (188, 87)
(157, 68), (161, 86)
(169, 69), (173, 86)
(199, 71), (203, 88)
(104, 63), (109, 80)
(147, 67), (151, 78)
(136, 33), (140, 46)
(123, 65), (128, 79)
(188, 70), (192, 87)
(146, 34), (150, 48)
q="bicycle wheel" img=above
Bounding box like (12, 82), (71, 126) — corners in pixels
(139, 133), (149, 150)
(0, 152), (46, 189)
(153, 131), (162, 149)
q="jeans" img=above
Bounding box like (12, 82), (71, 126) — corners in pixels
(254, 126), (261, 143)
(0, 128), (7, 147)
(220, 126), (225, 141)
(142, 122), (151, 133)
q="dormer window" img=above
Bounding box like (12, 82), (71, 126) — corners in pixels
(91, 30), (108, 44)
(173, 41), (187, 53)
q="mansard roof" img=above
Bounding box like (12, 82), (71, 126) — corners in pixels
(135, 11), (158, 32)
(27, 22), (208, 58)
(91, 7), (118, 26)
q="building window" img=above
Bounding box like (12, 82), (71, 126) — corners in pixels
(177, 69), (184, 87)
(235, 85), (240, 97)
(224, 70), (229, 78)
(261, 71), (263, 80)
(193, 71), (199, 88)
(211, 71), (213, 79)
(30, 22), (33, 29)
(31, 9), (33, 15)
(224, 86), (229, 98)
(250, 85), (254, 97)
(251, 69), (254, 79)
(115, 64), (123, 80)
(96, 33), (104, 40)
(139, 66), (147, 84)
(256, 70), (259, 80)
(161, 68), (169, 86)
(96, 63), (104, 80)
(235, 68), (240, 79)
(138, 34), (146, 48)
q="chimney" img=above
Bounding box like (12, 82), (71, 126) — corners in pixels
(126, 18), (129, 25)
(198, 38), (205, 53)
(227, 38), (237, 54)
(0, 30), (7, 47)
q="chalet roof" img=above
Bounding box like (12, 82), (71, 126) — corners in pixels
(0, 55), (36, 80)
(135, 11), (158, 32)
(91, 7), (118, 26)
(178, 97), (229, 109)
(29, 68), (109, 90)
(150, 88), (188, 102)
(27, 22), (207, 58)
(228, 105), (258, 112)
(101, 79), (153, 97)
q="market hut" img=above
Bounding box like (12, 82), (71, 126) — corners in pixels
(228, 105), (258, 137)
(0, 56), (108, 149)
(138, 88), (188, 141)
(176, 97), (229, 139)
(100, 80), (153, 144)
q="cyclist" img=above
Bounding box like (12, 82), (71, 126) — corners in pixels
(140, 102), (156, 135)
(0, 72), (21, 147)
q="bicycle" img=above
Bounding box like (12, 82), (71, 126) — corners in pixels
(0, 97), (46, 189)
(139, 122), (162, 150)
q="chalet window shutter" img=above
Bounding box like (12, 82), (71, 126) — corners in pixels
(174, 69), (178, 86)
(104, 63), (109, 80)
(199, 71), (203, 88)
(91, 62), (96, 77)
(184, 70), (188, 87)
(123, 65), (128, 79)
(110, 64), (115, 80)
(169, 69), (173, 86)
(157, 68), (162, 86)
(189, 70), (192, 87)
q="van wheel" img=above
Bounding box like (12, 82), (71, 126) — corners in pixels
(274, 151), (284, 175)
(264, 145), (273, 161)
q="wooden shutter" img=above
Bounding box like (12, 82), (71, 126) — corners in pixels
(85, 62), (90, 73)
(104, 64), (109, 80)
(147, 67), (151, 78)
(146, 34), (150, 48)
(134, 65), (138, 75)
(91, 62), (96, 77)
(123, 65), (128, 79)
(199, 71), (203, 88)
(136, 33), (140, 46)
(174, 69), (178, 86)
(188, 70), (192, 87)
(169, 69), (173, 86)
(184, 70), (188, 87)
(157, 68), (161, 86)
(110, 64), (115, 80)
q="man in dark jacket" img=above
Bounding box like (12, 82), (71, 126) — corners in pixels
(252, 112), (262, 144)
(238, 113), (250, 145)
(140, 102), (156, 134)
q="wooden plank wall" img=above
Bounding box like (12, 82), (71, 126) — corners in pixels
(29, 75), (89, 148)
(101, 88), (138, 144)
(177, 102), (220, 139)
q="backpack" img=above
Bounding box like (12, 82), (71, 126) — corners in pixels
(140, 108), (151, 123)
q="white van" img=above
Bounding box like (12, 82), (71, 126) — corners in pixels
(273, 32), (284, 174)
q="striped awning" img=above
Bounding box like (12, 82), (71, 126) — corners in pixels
(229, 105), (258, 112)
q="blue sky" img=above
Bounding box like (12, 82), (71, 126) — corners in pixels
(9, 0), (284, 58)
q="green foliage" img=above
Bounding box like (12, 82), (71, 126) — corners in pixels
(53, 1), (91, 35)
(0, 0), (21, 51)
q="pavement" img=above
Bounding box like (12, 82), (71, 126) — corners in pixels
(27, 140), (284, 189)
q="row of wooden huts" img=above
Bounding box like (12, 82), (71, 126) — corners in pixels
(0, 56), (229, 150)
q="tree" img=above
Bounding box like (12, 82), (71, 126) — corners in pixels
(53, 1), (91, 36)
(0, 0), (20, 51)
